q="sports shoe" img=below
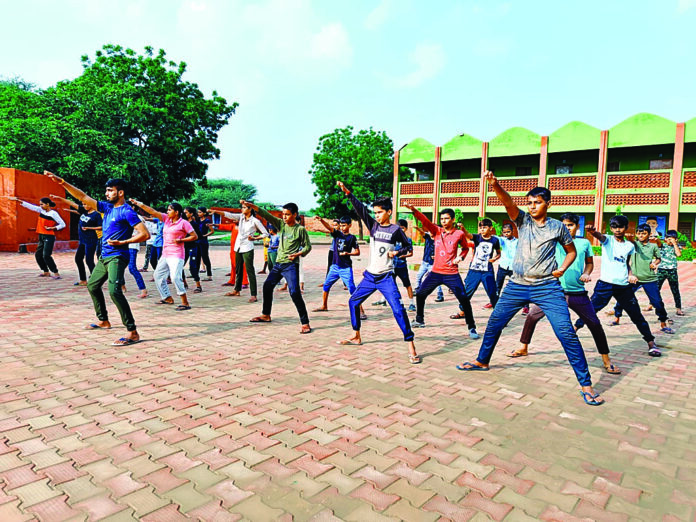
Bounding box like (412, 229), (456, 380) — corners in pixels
(483, 303), (493, 309)
(469, 328), (480, 340)
(407, 304), (416, 312)
(434, 296), (444, 302)
(412, 320), (426, 328)
(648, 347), (662, 357)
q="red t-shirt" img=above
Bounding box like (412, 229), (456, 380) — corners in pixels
(432, 228), (469, 274)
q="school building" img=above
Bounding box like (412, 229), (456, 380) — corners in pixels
(393, 113), (696, 243)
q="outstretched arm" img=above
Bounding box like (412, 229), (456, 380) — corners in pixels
(337, 181), (375, 231)
(314, 216), (334, 233)
(241, 200), (282, 230)
(49, 194), (78, 210)
(484, 171), (519, 221)
(129, 199), (165, 221)
(44, 171), (98, 211)
(404, 203), (438, 236)
(585, 223), (606, 244)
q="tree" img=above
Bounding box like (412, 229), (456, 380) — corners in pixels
(0, 45), (237, 203)
(180, 179), (258, 208)
(309, 126), (395, 237)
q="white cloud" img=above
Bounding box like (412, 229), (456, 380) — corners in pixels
(365, 0), (393, 30)
(677, 0), (696, 12)
(382, 43), (446, 88)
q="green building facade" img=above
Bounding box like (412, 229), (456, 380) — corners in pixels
(394, 113), (696, 242)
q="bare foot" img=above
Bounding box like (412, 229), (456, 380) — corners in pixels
(338, 334), (362, 345)
(312, 307), (328, 312)
(248, 296), (257, 303)
(250, 315), (271, 323)
(225, 290), (241, 296)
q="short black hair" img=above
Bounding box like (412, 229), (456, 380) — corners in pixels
(105, 178), (127, 193)
(372, 197), (392, 212)
(332, 218), (340, 223)
(283, 202), (299, 215)
(479, 218), (493, 227)
(560, 212), (579, 225)
(339, 216), (352, 224)
(39, 197), (56, 207)
(646, 216), (658, 222)
(609, 215), (629, 228)
(636, 224), (652, 233)
(502, 223), (513, 231)
(168, 202), (184, 216)
(665, 229), (678, 238)
(527, 186), (551, 203)
(439, 208), (455, 219)
(398, 219), (408, 228)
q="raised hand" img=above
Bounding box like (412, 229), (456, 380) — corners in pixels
(404, 202), (416, 211)
(483, 170), (497, 186)
(336, 181), (350, 195)
(240, 199), (258, 210)
(585, 224), (596, 233)
(45, 171), (64, 185)
(314, 215), (322, 221)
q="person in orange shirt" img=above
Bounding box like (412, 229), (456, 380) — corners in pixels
(210, 212), (248, 287)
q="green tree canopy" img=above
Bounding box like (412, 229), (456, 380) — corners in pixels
(309, 126), (395, 234)
(0, 45), (237, 203)
(180, 179), (258, 209)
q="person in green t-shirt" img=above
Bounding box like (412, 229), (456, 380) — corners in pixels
(244, 200), (313, 334)
(611, 224), (675, 334)
(510, 213), (620, 374)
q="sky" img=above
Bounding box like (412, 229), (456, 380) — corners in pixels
(2, 0), (696, 210)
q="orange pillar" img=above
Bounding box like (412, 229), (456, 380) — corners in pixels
(392, 149), (400, 221)
(479, 142), (489, 218)
(539, 136), (548, 187)
(433, 146), (442, 218)
(593, 130), (609, 245)
(669, 123), (685, 231)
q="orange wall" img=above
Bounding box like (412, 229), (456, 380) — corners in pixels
(0, 168), (70, 252)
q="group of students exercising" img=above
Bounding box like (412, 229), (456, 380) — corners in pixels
(8, 170), (685, 406)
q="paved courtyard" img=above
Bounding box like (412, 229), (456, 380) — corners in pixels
(0, 244), (695, 521)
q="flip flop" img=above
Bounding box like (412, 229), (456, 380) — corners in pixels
(506, 350), (528, 358)
(156, 300), (174, 305)
(86, 323), (111, 330)
(337, 339), (362, 346)
(604, 364), (621, 375)
(450, 314), (466, 320)
(175, 305), (192, 311)
(359, 314), (368, 320)
(580, 391), (605, 406)
(456, 362), (489, 371)
(409, 354), (421, 365)
(250, 317), (271, 323)
(300, 326), (312, 334)
(111, 338), (142, 346)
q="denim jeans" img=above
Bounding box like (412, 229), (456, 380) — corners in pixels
(415, 261), (443, 300)
(262, 262), (309, 325)
(613, 281), (668, 322)
(349, 271), (414, 341)
(576, 280), (655, 344)
(416, 272), (475, 330)
(461, 267), (498, 310)
(476, 280), (592, 386)
(128, 249), (146, 290)
(520, 291), (609, 354)
(323, 265), (356, 293)
(495, 266), (513, 294)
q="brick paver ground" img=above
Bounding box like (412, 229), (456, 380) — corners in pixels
(0, 244), (695, 521)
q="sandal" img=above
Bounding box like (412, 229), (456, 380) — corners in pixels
(175, 305), (192, 311)
(603, 364), (621, 375)
(300, 325), (312, 334)
(449, 313), (466, 320)
(456, 362), (489, 371)
(312, 308), (329, 312)
(85, 323), (111, 330)
(506, 350), (528, 358)
(676, 311), (685, 316)
(580, 391), (604, 406)
(193, 287), (202, 293)
(409, 354), (421, 365)
(156, 299), (174, 305)
(111, 337), (142, 346)
(250, 316), (271, 323)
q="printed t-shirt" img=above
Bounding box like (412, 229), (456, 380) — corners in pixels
(511, 210), (573, 285)
(394, 237), (413, 268)
(469, 234), (500, 272)
(77, 204), (101, 246)
(331, 230), (358, 269)
(599, 236), (635, 286)
(162, 216), (195, 259)
(630, 241), (660, 283)
(658, 244), (678, 270)
(98, 201), (142, 259)
(556, 238), (592, 293)
(432, 228), (468, 275)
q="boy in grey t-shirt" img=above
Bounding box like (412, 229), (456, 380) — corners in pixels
(456, 171), (604, 407)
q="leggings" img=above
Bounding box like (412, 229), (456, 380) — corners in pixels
(184, 246), (201, 282)
(128, 249), (146, 290)
(199, 242), (212, 277)
(75, 242), (97, 282)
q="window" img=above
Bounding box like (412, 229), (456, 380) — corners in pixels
(649, 159), (673, 170)
(607, 161), (620, 171)
(515, 167), (532, 176)
(555, 165), (572, 174)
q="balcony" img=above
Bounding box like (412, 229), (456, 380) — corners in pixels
(397, 181), (435, 210)
(680, 170), (696, 210)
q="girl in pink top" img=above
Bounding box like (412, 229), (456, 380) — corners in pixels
(129, 200), (198, 310)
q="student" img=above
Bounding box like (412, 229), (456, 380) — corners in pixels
(495, 224), (516, 293)
(140, 217), (160, 271)
(126, 216), (148, 298)
(656, 230), (684, 317)
(336, 181), (420, 364)
(324, 218), (340, 277)
(197, 207), (214, 281)
(50, 194), (102, 286)
(7, 195), (66, 278)
(46, 172), (149, 345)
(259, 235), (270, 274)
(405, 204), (479, 338)
(130, 200), (197, 310)
(413, 223), (444, 303)
(183, 207), (204, 294)
(266, 224), (279, 271)
(312, 215), (365, 317)
(210, 210), (249, 289)
(510, 212), (620, 374)
(146, 212), (164, 271)
(245, 200), (312, 333)
(214, 203), (268, 301)
(575, 216), (662, 357)
(374, 219), (415, 311)
(456, 172), (604, 407)
(610, 224), (675, 334)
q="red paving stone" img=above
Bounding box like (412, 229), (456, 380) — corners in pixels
(0, 247), (695, 519)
